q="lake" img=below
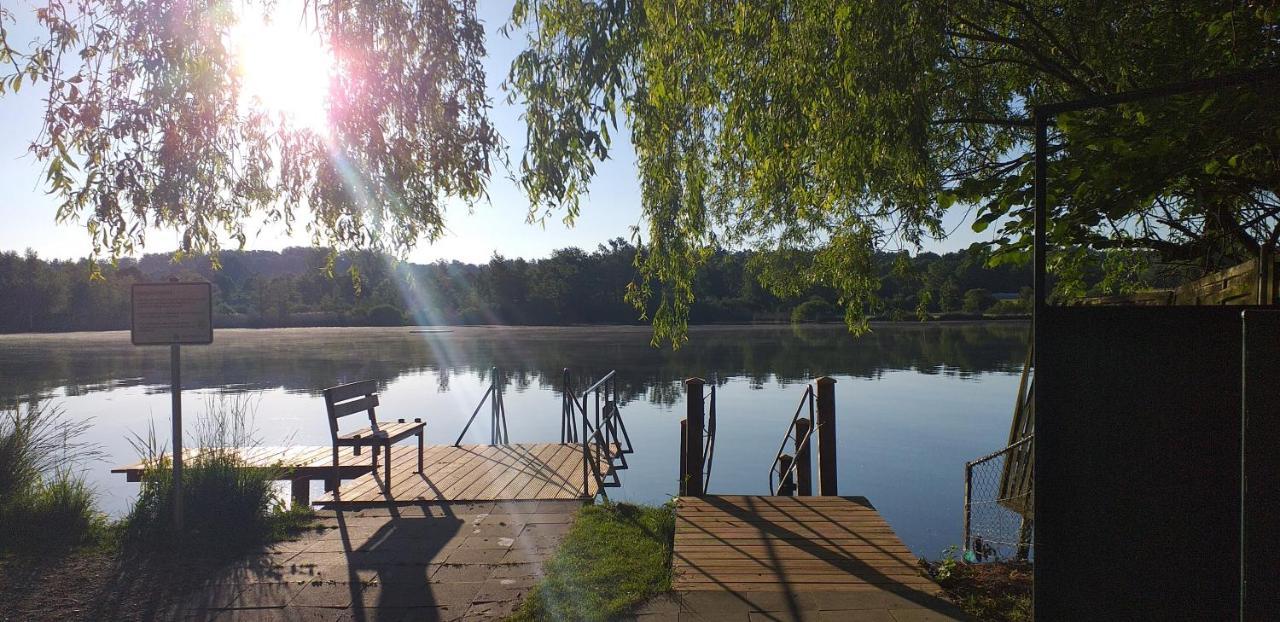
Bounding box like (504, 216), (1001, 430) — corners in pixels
(0, 322), (1028, 559)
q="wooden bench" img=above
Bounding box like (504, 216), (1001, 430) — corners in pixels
(324, 380), (424, 491)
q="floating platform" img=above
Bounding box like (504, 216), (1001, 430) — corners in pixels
(671, 496), (962, 618)
(113, 442), (616, 506)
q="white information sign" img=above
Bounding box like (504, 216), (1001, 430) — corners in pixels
(131, 281), (213, 345)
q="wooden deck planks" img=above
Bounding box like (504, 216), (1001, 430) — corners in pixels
(114, 442), (617, 504)
(673, 496), (947, 595)
(314, 442), (615, 504)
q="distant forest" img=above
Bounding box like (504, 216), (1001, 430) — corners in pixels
(0, 240), (1031, 333)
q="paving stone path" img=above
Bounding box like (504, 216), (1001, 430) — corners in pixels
(174, 500), (579, 621)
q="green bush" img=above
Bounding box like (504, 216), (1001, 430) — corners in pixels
(123, 394), (314, 552)
(986, 299), (1030, 315)
(962, 288), (996, 313)
(790, 297), (836, 323)
(512, 502), (675, 622)
(0, 402), (105, 555)
(366, 304), (405, 326)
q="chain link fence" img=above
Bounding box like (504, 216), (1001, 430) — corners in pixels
(964, 435), (1034, 561)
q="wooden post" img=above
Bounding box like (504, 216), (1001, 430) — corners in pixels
(963, 461), (973, 552)
(679, 419), (689, 496)
(816, 376), (838, 496)
(1016, 517), (1033, 560)
(685, 377), (705, 497)
(291, 477), (310, 507)
(778, 454), (795, 496)
(794, 418), (812, 496)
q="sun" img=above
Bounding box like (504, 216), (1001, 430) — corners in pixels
(231, 3), (333, 135)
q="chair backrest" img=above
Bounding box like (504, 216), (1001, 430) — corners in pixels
(323, 380), (379, 438)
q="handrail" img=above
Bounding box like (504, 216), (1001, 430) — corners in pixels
(773, 423), (815, 495)
(453, 367), (506, 446)
(768, 384), (815, 495)
(702, 373), (718, 490)
(563, 368), (630, 499)
(582, 370), (617, 399)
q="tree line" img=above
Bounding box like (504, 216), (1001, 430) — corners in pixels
(0, 240), (1031, 333)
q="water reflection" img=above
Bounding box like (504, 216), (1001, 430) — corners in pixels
(0, 323), (1028, 406)
(0, 323), (1028, 558)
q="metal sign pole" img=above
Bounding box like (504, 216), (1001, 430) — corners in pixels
(171, 343), (182, 531)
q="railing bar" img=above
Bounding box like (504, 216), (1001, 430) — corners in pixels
(581, 370), (617, 397)
(453, 384), (495, 446)
(967, 434), (1035, 467)
(768, 385), (814, 475)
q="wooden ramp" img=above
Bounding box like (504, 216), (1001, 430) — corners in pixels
(317, 443), (615, 505)
(113, 442), (615, 505)
(673, 495), (961, 618)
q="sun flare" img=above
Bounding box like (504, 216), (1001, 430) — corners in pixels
(231, 5), (333, 135)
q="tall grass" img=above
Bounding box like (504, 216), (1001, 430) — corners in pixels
(0, 400), (106, 555)
(123, 394), (314, 552)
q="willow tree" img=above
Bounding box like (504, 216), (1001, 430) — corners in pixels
(506, 1), (1280, 346)
(0, 0), (499, 268)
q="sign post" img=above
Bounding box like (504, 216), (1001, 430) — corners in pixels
(131, 280), (213, 531)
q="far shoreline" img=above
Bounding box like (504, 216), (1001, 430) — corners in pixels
(0, 317), (1030, 340)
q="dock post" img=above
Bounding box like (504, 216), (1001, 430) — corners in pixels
(685, 377), (706, 496)
(778, 454), (796, 495)
(291, 477), (311, 507)
(816, 376), (838, 496)
(679, 419), (689, 496)
(794, 418), (812, 496)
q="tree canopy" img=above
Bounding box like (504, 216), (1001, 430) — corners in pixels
(3, 1), (1279, 347)
(0, 0), (498, 266)
(506, 1), (1280, 345)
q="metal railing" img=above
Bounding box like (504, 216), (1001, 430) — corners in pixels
(964, 434), (1035, 561)
(769, 383), (816, 495)
(562, 369), (632, 498)
(702, 374), (718, 490)
(453, 366), (508, 446)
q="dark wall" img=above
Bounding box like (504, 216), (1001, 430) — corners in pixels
(1037, 307), (1250, 619)
(1243, 310), (1280, 618)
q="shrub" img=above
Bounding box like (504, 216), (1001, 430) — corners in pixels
(123, 394), (314, 552)
(790, 297), (836, 323)
(962, 288), (996, 313)
(986, 299), (1030, 315)
(366, 304), (405, 326)
(0, 401), (105, 555)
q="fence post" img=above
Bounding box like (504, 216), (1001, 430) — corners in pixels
(1016, 517), (1033, 560)
(963, 461), (973, 552)
(794, 418), (812, 496)
(685, 377), (706, 497)
(816, 376), (838, 496)
(679, 419), (689, 496)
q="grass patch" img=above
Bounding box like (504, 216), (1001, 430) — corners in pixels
(510, 501), (675, 622)
(0, 401), (107, 556)
(921, 548), (1032, 622)
(121, 394), (317, 555)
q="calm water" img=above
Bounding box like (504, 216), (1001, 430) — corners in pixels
(0, 323), (1027, 559)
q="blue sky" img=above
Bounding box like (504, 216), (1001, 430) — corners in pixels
(0, 0), (984, 264)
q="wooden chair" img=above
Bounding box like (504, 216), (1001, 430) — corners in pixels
(323, 380), (424, 492)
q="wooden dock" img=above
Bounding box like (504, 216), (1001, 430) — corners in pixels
(666, 495), (963, 619)
(113, 442), (616, 505)
(316, 443), (615, 505)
